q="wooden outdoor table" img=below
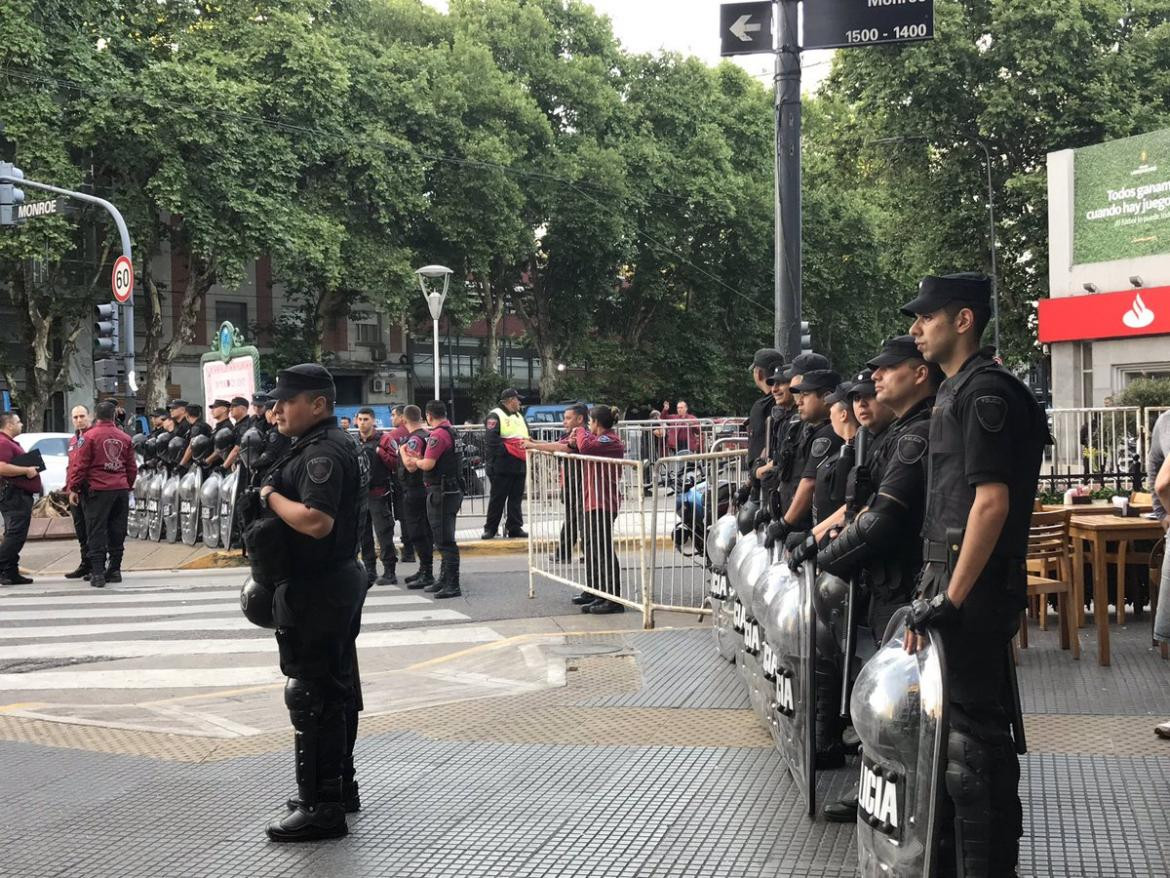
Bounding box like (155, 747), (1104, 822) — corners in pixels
(1068, 514), (1164, 666)
(1041, 503), (1153, 518)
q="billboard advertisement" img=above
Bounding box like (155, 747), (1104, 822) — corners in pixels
(1074, 128), (1170, 265)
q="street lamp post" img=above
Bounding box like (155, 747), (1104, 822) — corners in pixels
(415, 265), (453, 402)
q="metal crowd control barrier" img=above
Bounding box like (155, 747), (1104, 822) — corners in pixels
(527, 446), (747, 628)
(1044, 406), (1163, 495)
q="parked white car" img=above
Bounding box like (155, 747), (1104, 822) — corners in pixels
(16, 432), (72, 496)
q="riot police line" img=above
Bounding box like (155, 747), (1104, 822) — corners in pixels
(704, 273), (1047, 878)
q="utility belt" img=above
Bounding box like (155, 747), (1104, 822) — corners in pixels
(922, 528), (965, 571)
(425, 474), (464, 492)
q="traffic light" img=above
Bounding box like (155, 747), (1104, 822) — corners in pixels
(95, 358), (121, 395)
(95, 302), (120, 356)
(799, 321), (812, 355)
(0, 162), (25, 226)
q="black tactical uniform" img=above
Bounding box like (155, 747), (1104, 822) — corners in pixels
(903, 275), (1048, 877)
(813, 384), (855, 528)
(744, 348), (785, 501)
(357, 427), (398, 585)
(254, 366), (366, 843)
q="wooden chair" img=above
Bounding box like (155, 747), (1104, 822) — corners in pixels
(1019, 510), (1080, 659)
(1151, 536), (1168, 660)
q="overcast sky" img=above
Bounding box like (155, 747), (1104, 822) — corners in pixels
(423, 0), (835, 92)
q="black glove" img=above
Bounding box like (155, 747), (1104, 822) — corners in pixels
(764, 517), (791, 550)
(735, 484), (751, 507)
(174, 464), (188, 477)
(906, 592), (961, 634)
(754, 506), (773, 530)
(787, 532), (816, 572)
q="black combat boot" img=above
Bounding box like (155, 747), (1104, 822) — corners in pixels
(104, 567), (123, 584)
(64, 564), (91, 580)
(268, 778), (348, 842)
(424, 562), (447, 593)
(89, 573), (106, 589)
(375, 563), (397, 586)
(433, 563), (461, 599)
(406, 564), (435, 590)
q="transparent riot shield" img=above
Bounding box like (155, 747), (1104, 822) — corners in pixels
(161, 471), (181, 543)
(706, 513), (739, 662)
(218, 469), (240, 550)
(749, 557), (791, 728)
(200, 470), (223, 549)
(146, 470), (166, 541)
(179, 466), (203, 546)
(128, 471), (146, 539)
(770, 555), (818, 817)
(732, 536), (770, 695)
(852, 616), (948, 878)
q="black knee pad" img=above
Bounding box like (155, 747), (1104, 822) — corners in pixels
(284, 677), (324, 724)
(944, 729), (990, 809)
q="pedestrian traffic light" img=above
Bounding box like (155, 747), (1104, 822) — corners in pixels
(0, 162), (25, 227)
(95, 358), (121, 394)
(799, 321), (812, 355)
(95, 302), (119, 356)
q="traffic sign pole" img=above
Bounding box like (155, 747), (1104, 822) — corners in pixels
(775, 0), (801, 359)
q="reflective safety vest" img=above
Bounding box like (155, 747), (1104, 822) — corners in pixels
(490, 407), (530, 462)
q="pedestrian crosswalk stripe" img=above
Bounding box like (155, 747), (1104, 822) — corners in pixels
(0, 667), (287, 690)
(0, 593), (427, 621)
(0, 608), (469, 640)
(0, 626), (502, 662)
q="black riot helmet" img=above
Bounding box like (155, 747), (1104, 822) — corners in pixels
(131, 432), (146, 450)
(143, 436), (158, 460)
(736, 498), (759, 535)
(239, 427), (265, 469)
(154, 430), (173, 450)
(189, 433), (213, 462)
(213, 426), (235, 452)
(166, 435), (188, 464)
(239, 577), (276, 629)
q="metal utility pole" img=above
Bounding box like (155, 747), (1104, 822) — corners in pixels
(775, 0), (802, 359)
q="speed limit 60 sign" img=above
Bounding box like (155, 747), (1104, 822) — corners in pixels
(112, 254), (134, 303)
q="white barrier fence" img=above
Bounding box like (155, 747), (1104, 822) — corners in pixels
(526, 446), (747, 628)
(1045, 406), (1169, 493)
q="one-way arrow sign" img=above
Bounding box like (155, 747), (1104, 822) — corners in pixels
(720, 2), (773, 57)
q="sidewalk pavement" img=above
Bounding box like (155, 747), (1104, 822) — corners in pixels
(1, 614), (1167, 876)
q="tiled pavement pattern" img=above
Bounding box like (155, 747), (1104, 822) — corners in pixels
(0, 625), (1168, 876)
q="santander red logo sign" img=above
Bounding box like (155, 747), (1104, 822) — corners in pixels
(1038, 284), (1170, 343)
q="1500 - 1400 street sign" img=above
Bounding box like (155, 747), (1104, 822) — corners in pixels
(803, 0), (934, 51)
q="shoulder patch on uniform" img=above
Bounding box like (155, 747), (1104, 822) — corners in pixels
(896, 433), (928, 465)
(974, 395), (1007, 433)
(599, 434), (612, 443)
(811, 437), (831, 458)
(427, 437), (438, 447)
(307, 456), (334, 484)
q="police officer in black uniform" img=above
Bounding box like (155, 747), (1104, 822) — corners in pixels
(900, 274), (1047, 877)
(764, 367), (843, 549)
(740, 348), (786, 505)
(811, 381), (859, 528)
(759, 353), (830, 529)
(251, 364), (366, 842)
(813, 335), (943, 823)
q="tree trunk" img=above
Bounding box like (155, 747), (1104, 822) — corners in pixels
(142, 246), (217, 411)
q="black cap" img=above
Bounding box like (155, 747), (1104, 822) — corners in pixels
(151, 408), (167, 417)
(791, 369), (842, 394)
(168, 398), (188, 409)
(500, 388), (520, 401)
(765, 363), (789, 386)
(230, 396), (249, 408)
(866, 335), (923, 369)
(825, 382), (854, 406)
(752, 348), (785, 373)
(209, 399), (230, 410)
(269, 364), (337, 401)
(786, 352), (831, 383)
(900, 272), (992, 317)
(251, 392), (270, 405)
(848, 369), (876, 399)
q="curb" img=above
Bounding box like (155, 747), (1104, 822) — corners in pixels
(178, 538), (534, 570)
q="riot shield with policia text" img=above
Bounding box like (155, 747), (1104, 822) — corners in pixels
(852, 608), (948, 878)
